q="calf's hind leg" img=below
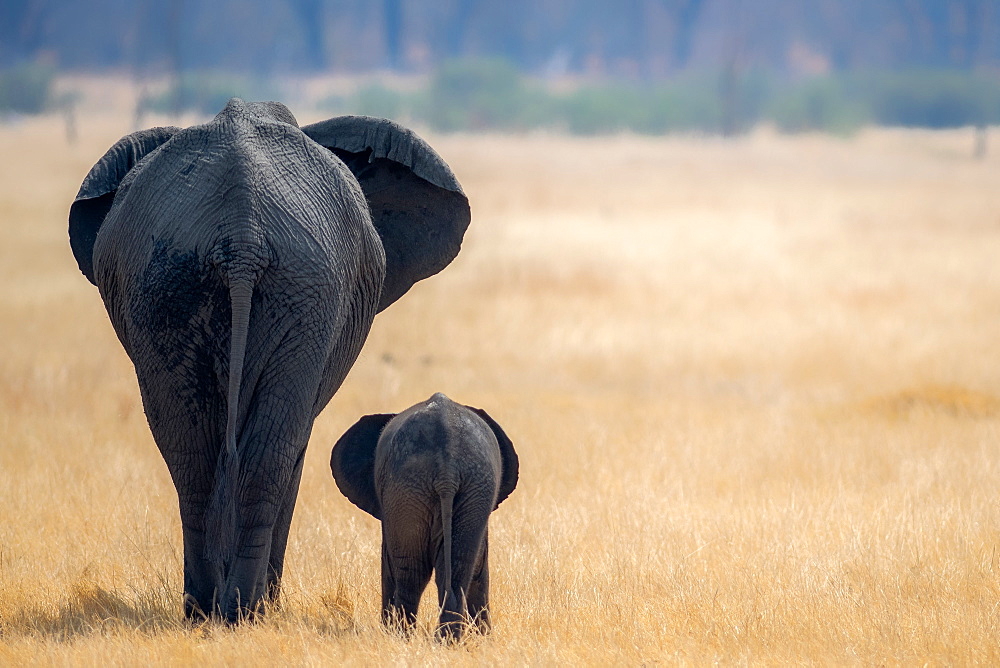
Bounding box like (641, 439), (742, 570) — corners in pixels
(380, 513), (434, 632)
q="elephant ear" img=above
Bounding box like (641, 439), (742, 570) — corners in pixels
(467, 407), (519, 509)
(69, 127), (180, 285)
(330, 413), (396, 519)
(301, 116), (471, 312)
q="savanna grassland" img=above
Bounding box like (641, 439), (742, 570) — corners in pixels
(1, 111), (999, 665)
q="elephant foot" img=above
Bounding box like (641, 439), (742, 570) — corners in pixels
(183, 593), (211, 625)
(381, 606), (419, 638)
(436, 610), (471, 643)
(219, 598), (267, 625)
(471, 612), (490, 635)
(264, 575), (283, 610)
(215, 583), (269, 625)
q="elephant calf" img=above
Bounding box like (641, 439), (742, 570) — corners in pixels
(330, 393), (518, 639)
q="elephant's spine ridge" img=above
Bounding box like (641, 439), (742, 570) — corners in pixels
(204, 277), (255, 567)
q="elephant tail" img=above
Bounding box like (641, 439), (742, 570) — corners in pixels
(204, 277), (254, 566)
(438, 485), (460, 616)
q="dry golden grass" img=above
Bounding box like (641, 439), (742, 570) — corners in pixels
(1, 113), (999, 665)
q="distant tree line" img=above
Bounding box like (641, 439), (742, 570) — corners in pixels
(125, 60), (1000, 135)
(4, 58), (999, 137)
(342, 62), (1000, 134)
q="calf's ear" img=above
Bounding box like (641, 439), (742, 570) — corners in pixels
(69, 127), (179, 284)
(467, 407), (518, 508)
(301, 116), (470, 312)
(330, 413), (395, 519)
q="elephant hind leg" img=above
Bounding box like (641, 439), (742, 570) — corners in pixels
(213, 362), (326, 623)
(380, 525), (433, 634)
(264, 447), (307, 608)
(179, 506), (224, 623)
(464, 530), (490, 633)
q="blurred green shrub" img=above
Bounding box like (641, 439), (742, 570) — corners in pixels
(554, 85), (638, 134)
(352, 84), (406, 119)
(551, 74), (762, 135)
(414, 58), (552, 131)
(0, 62), (56, 114)
(769, 77), (869, 134)
(139, 72), (279, 116)
(857, 70), (1000, 128)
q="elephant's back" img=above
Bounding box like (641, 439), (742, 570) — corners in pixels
(92, 109), (382, 340)
(95, 113), (372, 277)
(376, 397), (503, 504)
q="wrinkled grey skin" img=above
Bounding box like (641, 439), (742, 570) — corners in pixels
(331, 393), (518, 639)
(68, 99), (470, 623)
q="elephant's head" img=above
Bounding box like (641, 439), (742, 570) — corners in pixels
(330, 404), (519, 519)
(69, 100), (471, 312)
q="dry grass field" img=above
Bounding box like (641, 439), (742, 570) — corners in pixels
(1, 111), (999, 665)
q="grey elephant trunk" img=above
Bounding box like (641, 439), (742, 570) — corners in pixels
(204, 276), (254, 569)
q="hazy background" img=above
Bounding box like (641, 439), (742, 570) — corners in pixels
(2, 0), (999, 137)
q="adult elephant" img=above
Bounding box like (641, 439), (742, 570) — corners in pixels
(68, 99), (470, 622)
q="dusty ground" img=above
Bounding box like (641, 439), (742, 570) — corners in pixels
(1, 111), (999, 664)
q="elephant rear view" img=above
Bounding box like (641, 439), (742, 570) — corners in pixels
(331, 393), (518, 639)
(68, 99), (470, 622)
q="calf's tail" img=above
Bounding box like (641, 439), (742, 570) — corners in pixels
(437, 484), (466, 638)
